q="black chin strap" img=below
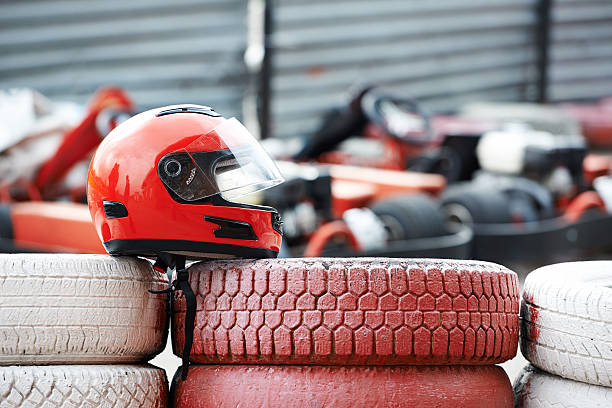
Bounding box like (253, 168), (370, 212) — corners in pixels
(175, 259), (196, 380)
(149, 255), (196, 381)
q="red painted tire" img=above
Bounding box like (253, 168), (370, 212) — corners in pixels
(173, 258), (519, 365)
(172, 364), (513, 408)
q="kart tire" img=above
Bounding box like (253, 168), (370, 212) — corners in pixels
(172, 364), (513, 408)
(497, 177), (555, 221)
(370, 194), (448, 240)
(521, 261), (612, 386)
(0, 254), (168, 365)
(514, 365), (612, 408)
(173, 258), (519, 365)
(441, 184), (513, 224)
(0, 365), (167, 407)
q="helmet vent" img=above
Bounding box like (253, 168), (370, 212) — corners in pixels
(156, 106), (221, 117)
(103, 201), (128, 219)
(205, 216), (258, 241)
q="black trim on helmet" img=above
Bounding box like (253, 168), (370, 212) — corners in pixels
(204, 216), (258, 240)
(161, 186), (279, 212)
(208, 193), (276, 211)
(104, 238), (279, 259)
(102, 201), (128, 219)
(271, 211), (283, 235)
(158, 146), (258, 204)
(156, 106), (221, 117)
(157, 151), (216, 201)
(192, 149), (241, 179)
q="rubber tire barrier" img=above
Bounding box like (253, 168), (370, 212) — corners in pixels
(173, 258), (519, 365)
(521, 261), (612, 387)
(370, 194), (448, 239)
(514, 365), (612, 407)
(0, 254), (168, 364)
(0, 365), (167, 407)
(441, 184), (513, 224)
(171, 364), (512, 408)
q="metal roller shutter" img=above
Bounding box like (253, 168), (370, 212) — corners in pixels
(0, 0), (248, 117)
(269, 0), (539, 138)
(548, 0), (612, 101)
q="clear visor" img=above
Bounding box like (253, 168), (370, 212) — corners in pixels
(158, 117), (284, 201)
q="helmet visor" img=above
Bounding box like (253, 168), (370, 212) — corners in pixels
(158, 118), (283, 201)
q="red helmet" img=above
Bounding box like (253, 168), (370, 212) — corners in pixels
(87, 105), (284, 260)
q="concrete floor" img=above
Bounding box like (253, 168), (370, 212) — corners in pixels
(149, 339), (180, 383)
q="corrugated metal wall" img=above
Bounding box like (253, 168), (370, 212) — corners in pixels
(269, 0), (539, 138)
(0, 0), (248, 118)
(548, 0), (612, 101)
(1, 0), (610, 138)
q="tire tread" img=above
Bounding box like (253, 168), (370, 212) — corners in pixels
(173, 257), (519, 364)
(0, 365), (167, 407)
(521, 261), (612, 387)
(514, 365), (612, 407)
(0, 254), (168, 365)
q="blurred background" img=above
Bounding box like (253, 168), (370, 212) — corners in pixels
(1, 0), (612, 385)
(1, 0), (610, 137)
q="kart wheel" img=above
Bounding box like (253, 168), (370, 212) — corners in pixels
(441, 185), (513, 225)
(370, 194), (448, 240)
(497, 177), (555, 221)
(0, 254), (168, 364)
(173, 258), (519, 365)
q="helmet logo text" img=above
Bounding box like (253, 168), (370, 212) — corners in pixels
(186, 167), (197, 185)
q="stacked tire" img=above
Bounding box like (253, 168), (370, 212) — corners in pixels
(171, 258), (520, 407)
(514, 261), (612, 407)
(0, 254), (169, 407)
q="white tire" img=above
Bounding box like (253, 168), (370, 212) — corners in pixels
(0, 254), (168, 364)
(514, 365), (612, 408)
(0, 365), (167, 408)
(521, 261), (612, 386)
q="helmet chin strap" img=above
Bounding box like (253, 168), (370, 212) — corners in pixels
(149, 254), (196, 381)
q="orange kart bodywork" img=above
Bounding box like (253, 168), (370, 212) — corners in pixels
(0, 165), (445, 254)
(0, 201), (105, 254)
(329, 164), (446, 217)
